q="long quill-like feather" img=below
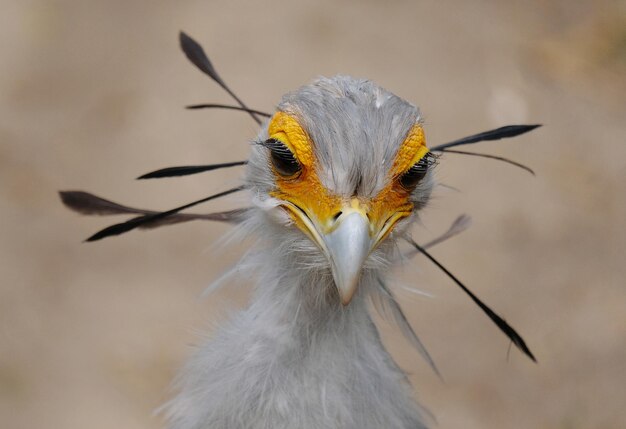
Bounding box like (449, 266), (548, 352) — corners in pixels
(137, 161), (247, 180)
(431, 125), (541, 151)
(179, 32), (262, 125)
(82, 186), (244, 241)
(59, 191), (248, 228)
(406, 237), (537, 362)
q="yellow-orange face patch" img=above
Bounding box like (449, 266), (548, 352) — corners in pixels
(266, 112), (429, 240)
(267, 112), (343, 234)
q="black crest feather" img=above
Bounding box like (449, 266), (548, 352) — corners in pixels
(431, 124), (541, 151)
(59, 191), (247, 226)
(179, 32), (262, 125)
(439, 149), (535, 175)
(82, 186), (244, 241)
(407, 237), (537, 362)
(137, 161), (247, 180)
(186, 103), (271, 117)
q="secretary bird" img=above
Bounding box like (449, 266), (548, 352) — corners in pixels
(61, 32), (539, 429)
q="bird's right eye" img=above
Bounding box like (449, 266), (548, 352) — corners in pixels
(265, 138), (302, 177)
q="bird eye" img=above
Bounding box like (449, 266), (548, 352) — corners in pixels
(265, 138), (302, 177)
(399, 152), (435, 190)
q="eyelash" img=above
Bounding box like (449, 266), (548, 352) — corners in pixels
(263, 138), (302, 177)
(260, 139), (434, 186)
(399, 152), (435, 190)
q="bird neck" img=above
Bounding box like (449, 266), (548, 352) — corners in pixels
(167, 258), (426, 428)
(248, 263), (374, 338)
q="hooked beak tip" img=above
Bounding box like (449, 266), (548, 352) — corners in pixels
(334, 271), (360, 306)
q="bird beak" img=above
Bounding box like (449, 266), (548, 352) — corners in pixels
(322, 211), (372, 305)
(280, 197), (410, 306)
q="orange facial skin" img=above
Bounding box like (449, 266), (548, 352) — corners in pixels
(267, 112), (343, 238)
(267, 112), (429, 244)
(369, 123), (429, 243)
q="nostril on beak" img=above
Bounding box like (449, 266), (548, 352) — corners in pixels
(332, 211), (343, 222)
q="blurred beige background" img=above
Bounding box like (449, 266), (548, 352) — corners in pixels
(1, 1), (625, 428)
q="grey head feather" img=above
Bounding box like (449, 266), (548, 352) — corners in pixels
(276, 75), (422, 198)
(246, 76), (434, 210)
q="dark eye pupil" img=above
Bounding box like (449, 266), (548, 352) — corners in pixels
(266, 139), (301, 177)
(400, 153), (433, 189)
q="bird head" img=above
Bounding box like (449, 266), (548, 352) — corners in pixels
(246, 76), (436, 305)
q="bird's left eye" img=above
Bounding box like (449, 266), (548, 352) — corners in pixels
(265, 138), (302, 177)
(399, 152), (435, 190)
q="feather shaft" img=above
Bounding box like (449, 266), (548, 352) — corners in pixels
(179, 32), (262, 125)
(186, 104), (271, 117)
(85, 186), (244, 241)
(438, 149), (535, 175)
(137, 161), (247, 179)
(406, 238), (537, 362)
(431, 124), (541, 151)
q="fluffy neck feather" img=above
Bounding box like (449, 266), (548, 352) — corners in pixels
(165, 241), (427, 429)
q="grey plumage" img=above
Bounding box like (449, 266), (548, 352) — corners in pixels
(165, 76), (435, 429)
